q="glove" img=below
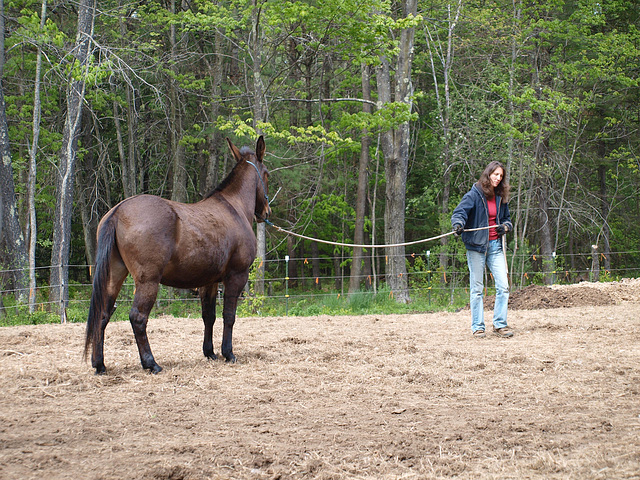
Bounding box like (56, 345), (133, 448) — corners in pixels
(453, 224), (464, 236)
(495, 224), (508, 235)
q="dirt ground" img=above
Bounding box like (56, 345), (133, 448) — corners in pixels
(1, 279), (639, 480)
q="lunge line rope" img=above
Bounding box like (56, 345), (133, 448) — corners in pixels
(264, 220), (498, 249)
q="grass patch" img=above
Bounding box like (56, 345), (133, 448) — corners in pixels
(1, 282), (470, 327)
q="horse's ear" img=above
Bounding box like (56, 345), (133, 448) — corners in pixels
(226, 138), (242, 163)
(256, 135), (265, 163)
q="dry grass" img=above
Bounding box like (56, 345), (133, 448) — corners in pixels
(1, 281), (640, 479)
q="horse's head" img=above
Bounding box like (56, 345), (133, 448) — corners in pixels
(227, 136), (271, 223)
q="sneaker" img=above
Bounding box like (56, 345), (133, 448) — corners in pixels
(473, 330), (486, 338)
(493, 327), (514, 338)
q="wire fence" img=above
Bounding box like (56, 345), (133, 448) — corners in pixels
(2, 248), (639, 318)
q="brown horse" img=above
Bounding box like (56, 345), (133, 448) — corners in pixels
(84, 136), (270, 374)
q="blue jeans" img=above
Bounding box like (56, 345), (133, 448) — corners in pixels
(466, 239), (509, 333)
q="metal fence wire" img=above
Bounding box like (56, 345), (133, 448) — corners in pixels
(1, 248), (639, 314)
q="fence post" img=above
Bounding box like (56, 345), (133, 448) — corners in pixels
(285, 255), (289, 316)
(60, 280), (67, 324)
(426, 250), (431, 306)
(591, 245), (599, 282)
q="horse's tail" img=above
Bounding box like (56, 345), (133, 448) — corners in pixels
(84, 211), (118, 361)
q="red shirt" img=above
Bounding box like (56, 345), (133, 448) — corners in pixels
(487, 197), (498, 241)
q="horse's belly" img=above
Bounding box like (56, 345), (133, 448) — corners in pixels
(157, 227), (256, 288)
(160, 264), (224, 289)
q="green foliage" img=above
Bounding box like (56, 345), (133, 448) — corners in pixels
(217, 117), (351, 147)
(237, 258), (267, 317)
(1, 0), (640, 319)
(338, 102), (418, 135)
(296, 193), (356, 256)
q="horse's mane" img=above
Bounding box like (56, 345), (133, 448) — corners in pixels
(204, 147), (255, 199)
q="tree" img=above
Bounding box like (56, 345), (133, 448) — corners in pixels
(378, 0), (418, 304)
(0, 0), (28, 304)
(168, 0), (188, 204)
(348, 62), (373, 294)
(26, 0), (48, 312)
(49, 0), (96, 316)
(250, 0), (268, 296)
(422, 0), (462, 273)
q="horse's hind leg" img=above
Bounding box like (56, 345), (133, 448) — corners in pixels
(199, 283), (219, 360)
(92, 263), (128, 375)
(92, 296), (117, 374)
(129, 282), (162, 374)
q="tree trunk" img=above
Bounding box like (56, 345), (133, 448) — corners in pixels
(169, 0), (187, 203)
(532, 126), (554, 285)
(26, 0), (47, 312)
(251, 0), (267, 295)
(0, 0), (28, 304)
(111, 62), (138, 198)
(425, 0), (462, 274)
(92, 114), (112, 209)
(48, 0), (96, 316)
(169, 105), (187, 204)
(124, 80), (138, 194)
(200, 28), (224, 195)
(530, 32), (554, 285)
(116, 0), (137, 196)
(363, 228), (373, 289)
(77, 110), (98, 269)
(376, 57), (400, 296)
(78, 182), (97, 270)
(349, 62), (372, 294)
(538, 181), (554, 284)
(369, 139), (382, 294)
(507, 0), (522, 280)
(598, 164), (611, 271)
(0, 183), (3, 317)
(378, 0), (416, 304)
(0, 82), (28, 302)
(333, 255), (341, 292)
(112, 83), (133, 197)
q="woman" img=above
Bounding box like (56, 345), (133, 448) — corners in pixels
(451, 161), (514, 338)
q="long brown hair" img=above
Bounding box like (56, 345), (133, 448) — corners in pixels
(477, 161), (510, 202)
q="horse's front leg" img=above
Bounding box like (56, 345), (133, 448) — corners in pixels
(221, 276), (247, 363)
(199, 283), (218, 360)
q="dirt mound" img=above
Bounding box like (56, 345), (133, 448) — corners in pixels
(507, 284), (615, 310)
(550, 276), (640, 303)
(484, 277), (640, 310)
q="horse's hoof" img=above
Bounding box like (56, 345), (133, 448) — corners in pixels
(225, 355), (237, 364)
(144, 364), (163, 374)
(204, 352), (218, 361)
(94, 368), (106, 376)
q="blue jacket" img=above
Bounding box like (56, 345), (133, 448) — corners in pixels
(451, 183), (513, 253)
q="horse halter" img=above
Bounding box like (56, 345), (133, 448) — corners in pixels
(246, 160), (270, 220)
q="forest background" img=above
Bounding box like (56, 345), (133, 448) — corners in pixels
(0, 0), (638, 318)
